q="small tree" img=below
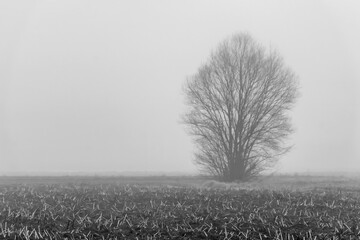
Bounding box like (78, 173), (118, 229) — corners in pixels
(183, 33), (298, 181)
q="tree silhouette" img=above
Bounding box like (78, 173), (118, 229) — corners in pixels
(183, 33), (299, 181)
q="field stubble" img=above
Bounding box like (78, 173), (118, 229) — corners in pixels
(1, 175), (360, 239)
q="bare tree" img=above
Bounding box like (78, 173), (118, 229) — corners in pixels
(183, 33), (299, 181)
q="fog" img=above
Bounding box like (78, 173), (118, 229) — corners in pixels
(0, 1), (359, 175)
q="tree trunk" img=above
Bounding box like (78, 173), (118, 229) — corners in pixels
(228, 157), (246, 182)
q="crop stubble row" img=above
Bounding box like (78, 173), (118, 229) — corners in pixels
(0, 183), (360, 239)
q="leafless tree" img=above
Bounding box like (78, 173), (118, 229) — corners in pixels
(183, 33), (299, 181)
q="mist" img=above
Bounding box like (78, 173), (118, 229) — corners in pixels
(0, 0), (359, 175)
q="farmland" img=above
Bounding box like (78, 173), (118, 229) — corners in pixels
(1, 175), (360, 239)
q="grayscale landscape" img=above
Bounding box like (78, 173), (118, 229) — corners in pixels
(0, 1), (359, 239)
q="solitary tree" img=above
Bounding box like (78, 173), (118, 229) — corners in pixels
(183, 33), (298, 181)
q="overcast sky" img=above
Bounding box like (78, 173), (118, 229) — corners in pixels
(0, 0), (359, 174)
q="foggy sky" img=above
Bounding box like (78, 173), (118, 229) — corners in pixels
(0, 1), (359, 174)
